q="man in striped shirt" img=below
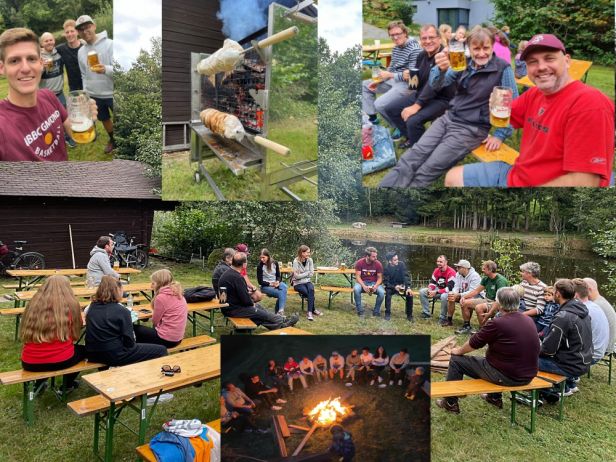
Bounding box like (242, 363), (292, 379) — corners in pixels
(518, 261), (547, 318)
(362, 20), (420, 127)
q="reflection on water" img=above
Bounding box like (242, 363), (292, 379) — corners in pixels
(343, 239), (611, 289)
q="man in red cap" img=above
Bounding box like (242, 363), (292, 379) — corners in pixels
(445, 33), (614, 187)
(235, 243), (263, 302)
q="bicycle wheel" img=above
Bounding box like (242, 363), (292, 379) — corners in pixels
(13, 252), (46, 270)
(132, 249), (149, 269)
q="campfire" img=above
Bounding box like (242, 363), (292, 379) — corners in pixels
(308, 397), (349, 426)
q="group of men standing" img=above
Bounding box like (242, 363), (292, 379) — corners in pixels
(0, 14), (114, 161)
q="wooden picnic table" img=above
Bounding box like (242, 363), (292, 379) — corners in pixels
(515, 58), (592, 87)
(260, 326), (314, 335)
(280, 266), (355, 286)
(82, 343), (220, 462)
(6, 267), (141, 290)
(136, 299), (229, 335)
(14, 281), (153, 303)
(362, 42), (394, 67)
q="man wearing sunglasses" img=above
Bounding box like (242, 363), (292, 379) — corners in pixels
(362, 20), (420, 127)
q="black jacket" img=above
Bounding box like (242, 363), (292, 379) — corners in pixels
(383, 261), (411, 289)
(218, 267), (253, 312)
(85, 302), (135, 353)
(256, 261), (281, 287)
(540, 299), (593, 376)
(212, 260), (231, 295)
(414, 46), (456, 108)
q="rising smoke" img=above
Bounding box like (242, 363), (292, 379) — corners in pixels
(216, 0), (300, 41)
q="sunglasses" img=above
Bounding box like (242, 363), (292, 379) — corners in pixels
(161, 365), (181, 376)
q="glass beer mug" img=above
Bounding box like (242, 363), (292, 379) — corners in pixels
(87, 50), (100, 71)
(371, 66), (382, 84)
(67, 91), (96, 144)
(448, 40), (467, 72)
(489, 86), (513, 128)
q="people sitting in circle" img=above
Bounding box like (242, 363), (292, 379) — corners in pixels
(345, 349), (361, 385)
(389, 347), (410, 386)
(299, 356), (316, 385)
(20, 275), (86, 394)
(371, 346), (389, 387)
(266, 359), (287, 395)
(292, 245), (322, 321)
(133, 269), (187, 348)
(284, 356), (307, 391)
(257, 248), (288, 316)
(85, 275), (168, 367)
(244, 373), (286, 411)
(329, 351), (345, 380)
(313, 354), (328, 382)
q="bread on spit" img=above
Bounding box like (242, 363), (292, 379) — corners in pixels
(200, 108), (245, 142)
(196, 39), (244, 76)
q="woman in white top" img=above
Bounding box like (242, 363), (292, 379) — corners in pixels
(292, 245), (322, 321)
(371, 345), (390, 386)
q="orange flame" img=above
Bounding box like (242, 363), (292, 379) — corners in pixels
(308, 397), (348, 426)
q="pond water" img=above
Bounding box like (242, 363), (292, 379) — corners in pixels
(342, 239), (612, 291)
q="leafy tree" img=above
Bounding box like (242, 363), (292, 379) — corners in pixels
(492, 237), (524, 282)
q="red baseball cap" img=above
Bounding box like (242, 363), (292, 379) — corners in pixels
(235, 243), (249, 254)
(521, 34), (566, 61)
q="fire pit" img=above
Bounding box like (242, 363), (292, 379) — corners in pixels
(307, 397), (350, 427)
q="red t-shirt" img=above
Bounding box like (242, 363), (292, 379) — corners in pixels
(21, 338), (74, 364)
(508, 81), (614, 187)
(355, 258), (384, 284)
(0, 89), (68, 161)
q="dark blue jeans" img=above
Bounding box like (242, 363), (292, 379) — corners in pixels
(294, 282), (315, 313)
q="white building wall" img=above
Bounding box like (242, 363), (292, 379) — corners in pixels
(411, 0), (495, 27)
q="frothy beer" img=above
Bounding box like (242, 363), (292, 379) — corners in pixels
(87, 51), (100, 70)
(449, 51), (466, 72)
(71, 117), (96, 144)
(490, 107), (511, 128)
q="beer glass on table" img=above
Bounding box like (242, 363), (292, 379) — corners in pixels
(448, 40), (466, 72)
(67, 91), (96, 144)
(489, 86), (513, 128)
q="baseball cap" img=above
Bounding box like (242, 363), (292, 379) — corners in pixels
(235, 243), (249, 254)
(454, 259), (471, 269)
(520, 34), (566, 61)
(75, 15), (95, 29)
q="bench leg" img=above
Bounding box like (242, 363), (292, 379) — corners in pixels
(138, 394), (148, 445)
(104, 401), (116, 462)
(510, 391), (517, 427)
(15, 315), (21, 342)
(530, 389), (538, 433)
(23, 381), (34, 425)
(609, 353), (613, 386)
(93, 412), (101, 458)
(327, 291), (333, 310)
(557, 380), (565, 421)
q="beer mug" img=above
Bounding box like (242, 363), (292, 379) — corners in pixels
(489, 86), (513, 128)
(407, 68), (420, 90)
(219, 286), (227, 304)
(113, 259), (120, 270)
(87, 50), (100, 71)
(371, 66), (382, 83)
(44, 57), (54, 72)
(448, 40), (466, 72)
(67, 90), (96, 144)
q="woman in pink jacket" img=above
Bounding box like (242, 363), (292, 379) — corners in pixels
(133, 269), (187, 347)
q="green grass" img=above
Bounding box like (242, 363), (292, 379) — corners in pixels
(0, 74), (112, 162)
(0, 260), (613, 460)
(161, 117), (317, 201)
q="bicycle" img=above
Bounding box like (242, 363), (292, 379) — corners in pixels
(0, 240), (46, 275)
(109, 232), (149, 270)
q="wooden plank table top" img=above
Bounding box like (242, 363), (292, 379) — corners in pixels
(280, 267), (355, 275)
(135, 299), (228, 320)
(14, 281), (153, 301)
(260, 327), (314, 335)
(362, 43), (394, 53)
(83, 344), (220, 403)
(516, 58), (592, 87)
(6, 267), (140, 278)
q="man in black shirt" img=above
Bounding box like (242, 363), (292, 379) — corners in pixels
(244, 374), (286, 410)
(212, 247), (235, 295)
(218, 252), (299, 330)
(56, 19), (83, 91)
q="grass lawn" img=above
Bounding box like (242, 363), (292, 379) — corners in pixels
(0, 259), (614, 460)
(0, 74), (113, 162)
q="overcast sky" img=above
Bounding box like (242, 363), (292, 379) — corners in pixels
(319, 0), (362, 53)
(113, 0), (162, 69)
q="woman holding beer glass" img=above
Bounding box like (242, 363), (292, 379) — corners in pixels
(379, 27), (518, 189)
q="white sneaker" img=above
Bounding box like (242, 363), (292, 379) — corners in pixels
(272, 405), (282, 411)
(398, 379), (403, 386)
(389, 380), (394, 386)
(147, 393), (174, 405)
(345, 382), (353, 387)
(378, 376), (383, 383)
(378, 383), (387, 388)
(276, 399), (287, 404)
(307, 312), (314, 321)
(278, 310), (285, 317)
(370, 380), (375, 386)
(314, 309), (323, 316)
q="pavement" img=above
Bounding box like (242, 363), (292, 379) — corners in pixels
(363, 22), (388, 41)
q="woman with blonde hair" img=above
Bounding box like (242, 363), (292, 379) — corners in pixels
(85, 275), (167, 366)
(133, 269), (188, 347)
(439, 24), (452, 47)
(20, 275), (84, 392)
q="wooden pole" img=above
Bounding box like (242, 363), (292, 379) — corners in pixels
(68, 224), (76, 269)
(292, 422), (318, 456)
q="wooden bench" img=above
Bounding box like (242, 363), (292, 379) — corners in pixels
(587, 351), (614, 386)
(319, 285), (354, 310)
(431, 376), (554, 433)
(1, 335), (215, 424)
(227, 317), (258, 334)
(471, 143), (519, 165)
(136, 419), (221, 461)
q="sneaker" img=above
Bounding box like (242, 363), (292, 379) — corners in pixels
(572, 376), (580, 384)
(313, 310), (323, 316)
(255, 428), (270, 434)
(399, 139), (413, 149)
(391, 128), (401, 140)
(389, 380), (394, 386)
(66, 137), (77, 148)
(407, 316), (414, 322)
(147, 393), (174, 405)
(420, 313), (432, 319)
(514, 394), (543, 407)
(372, 311), (381, 317)
(455, 325), (472, 335)
(480, 393), (503, 409)
(398, 379), (403, 386)
(440, 319), (453, 327)
(358, 311), (365, 318)
(277, 310), (285, 317)
(282, 314), (300, 327)
(104, 141), (115, 154)
(384, 314), (391, 320)
(540, 391), (561, 405)
(307, 312), (314, 321)
(436, 398), (460, 414)
(276, 399), (287, 404)
(370, 380), (375, 386)
(378, 383), (387, 388)
(345, 382), (353, 387)
(271, 405), (282, 411)
(377, 376), (383, 383)
(563, 386), (579, 396)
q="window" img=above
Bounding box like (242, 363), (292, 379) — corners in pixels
(437, 8), (470, 31)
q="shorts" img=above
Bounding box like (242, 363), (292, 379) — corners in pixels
(92, 97), (114, 122)
(463, 161), (511, 187)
